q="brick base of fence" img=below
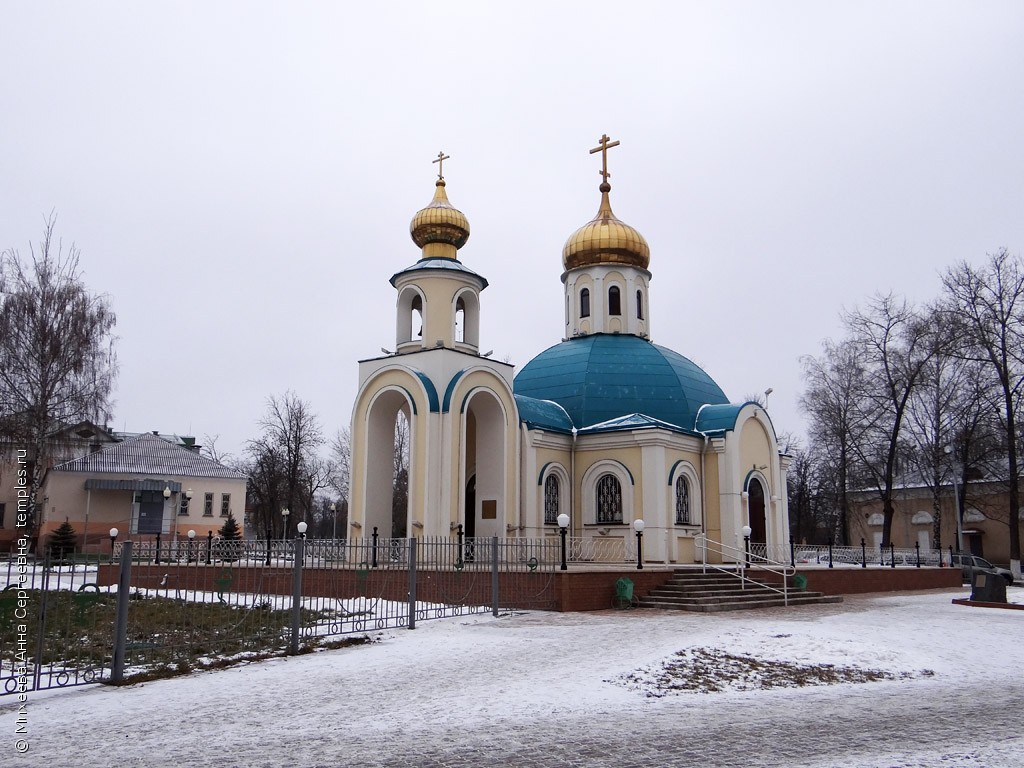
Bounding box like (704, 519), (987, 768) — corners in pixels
(94, 562), (962, 612)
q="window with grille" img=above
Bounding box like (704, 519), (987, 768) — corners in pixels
(544, 475), (559, 524)
(221, 493), (230, 517)
(204, 492), (214, 517)
(675, 476), (691, 524)
(596, 474), (623, 524)
(179, 494), (189, 516)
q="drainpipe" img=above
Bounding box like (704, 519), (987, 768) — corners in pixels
(570, 427), (577, 536)
(699, 432), (709, 562)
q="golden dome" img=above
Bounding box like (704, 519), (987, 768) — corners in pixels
(562, 182), (650, 271)
(410, 179), (470, 259)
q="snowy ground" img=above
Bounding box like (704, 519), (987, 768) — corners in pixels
(2, 587), (1022, 768)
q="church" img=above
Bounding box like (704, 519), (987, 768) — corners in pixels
(348, 137), (791, 565)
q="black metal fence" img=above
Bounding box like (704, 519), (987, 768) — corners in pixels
(0, 535), (557, 695)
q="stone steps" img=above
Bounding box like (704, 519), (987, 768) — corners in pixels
(635, 568), (842, 612)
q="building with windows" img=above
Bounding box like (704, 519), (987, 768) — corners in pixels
(38, 432), (247, 552)
(348, 139), (790, 564)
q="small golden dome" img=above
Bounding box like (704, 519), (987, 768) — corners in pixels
(562, 182), (650, 271)
(410, 180), (470, 258)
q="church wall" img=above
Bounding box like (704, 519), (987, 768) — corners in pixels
(392, 271), (482, 353)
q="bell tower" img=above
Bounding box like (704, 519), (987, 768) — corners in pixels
(392, 151), (486, 355)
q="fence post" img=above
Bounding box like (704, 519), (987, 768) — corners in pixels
(206, 531), (213, 565)
(790, 539), (795, 567)
(879, 543), (885, 567)
(860, 538), (866, 568)
(110, 541), (134, 683)
(828, 540), (834, 569)
(491, 536), (499, 618)
(890, 542), (896, 569)
(371, 527), (379, 569)
(289, 536), (304, 655)
(407, 537), (417, 631)
(155, 532), (161, 565)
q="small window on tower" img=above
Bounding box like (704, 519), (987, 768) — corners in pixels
(580, 288), (590, 318)
(636, 290), (644, 319)
(608, 286), (621, 316)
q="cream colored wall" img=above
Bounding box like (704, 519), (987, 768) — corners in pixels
(40, 472), (246, 550)
(394, 271), (481, 353)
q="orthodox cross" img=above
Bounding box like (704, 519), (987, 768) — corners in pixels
(433, 150), (450, 180)
(589, 134), (620, 182)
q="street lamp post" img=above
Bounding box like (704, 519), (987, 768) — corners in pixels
(281, 508), (290, 540)
(330, 503), (337, 540)
(297, 521), (308, 540)
(187, 529), (196, 564)
(557, 513), (570, 571)
(742, 525), (752, 569)
(944, 445), (964, 553)
(633, 519), (645, 570)
(109, 527), (118, 564)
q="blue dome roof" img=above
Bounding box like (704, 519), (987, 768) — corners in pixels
(514, 334), (729, 431)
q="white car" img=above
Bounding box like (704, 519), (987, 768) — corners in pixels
(951, 553), (1014, 586)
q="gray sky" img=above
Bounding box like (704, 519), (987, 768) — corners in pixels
(2, 1), (1023, 461)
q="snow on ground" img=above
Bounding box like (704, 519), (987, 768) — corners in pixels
(2, 586), (1022, 767)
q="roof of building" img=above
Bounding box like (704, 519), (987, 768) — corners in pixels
(514, 395), (574, 434)
(52, 432), (247, 480)
(389, 257), (488, 289)
(694, 403), (750, 434)
(513, 334), (729, 431)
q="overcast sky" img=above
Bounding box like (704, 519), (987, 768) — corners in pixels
(2, 2), (1023, 461)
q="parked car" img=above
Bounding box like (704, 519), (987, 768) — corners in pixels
(950, 553), (1014, 586)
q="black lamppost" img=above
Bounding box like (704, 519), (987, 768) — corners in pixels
(557, 513), (570, 571)
(633, 518), (645, 570)
(741, 525), (752, 569)
(187, 529), (196, 564)
(281, 508), (290, 540)
(109, 527), (118, 564)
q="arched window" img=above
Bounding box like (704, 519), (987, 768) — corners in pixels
(636, 289), (643, 320)
(544, 475), (559, 525)
(675, 476), (690, 524)
(455, 296), (465, 342)
(580, 288), (590, 318)
(411, 294), (423, 338)
(608, 286), (621, 316)
(596, 474), (622, 524)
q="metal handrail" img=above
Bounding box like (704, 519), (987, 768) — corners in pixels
(697, 535), (794, 606)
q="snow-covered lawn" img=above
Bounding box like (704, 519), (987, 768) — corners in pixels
(2, 587), (1021, 767)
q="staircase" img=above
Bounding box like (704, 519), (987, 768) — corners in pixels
(637, 569), (843, 612)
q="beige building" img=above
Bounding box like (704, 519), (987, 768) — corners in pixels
(349, 139), (790, 564)
(40, 432), (247, 552)
(849, 481), (1020, 566)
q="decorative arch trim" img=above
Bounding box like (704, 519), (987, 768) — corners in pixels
(911, 511), (934, 525)
(442, 370), (466, 413)
(413, 372), (440, 413)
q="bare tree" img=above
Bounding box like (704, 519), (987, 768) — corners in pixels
(843, 294), (935, 547)
(245, 392), (326, 539)
(800, 339), (869, 544)
(0, 215), (117, 540)
(942, 250), (1024, 577)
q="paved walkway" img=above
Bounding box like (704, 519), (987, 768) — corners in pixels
(3, 592), (1021, 767)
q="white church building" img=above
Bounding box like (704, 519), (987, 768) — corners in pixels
(348, 138), (790, 565)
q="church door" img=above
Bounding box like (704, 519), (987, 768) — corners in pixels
(748, 478), (766, 544)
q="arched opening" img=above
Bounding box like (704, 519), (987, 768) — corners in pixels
(580, 288), (590, 318)
(747, 477), (766, 544)
(364, 390), (413, 540)
(636, 289), (644, 320)
(455, 296), (465, 343)
(411, 295), (423, 339)
(462, 391), (506, 540)
(608, 285), (621, 316)
(454, 289), (480, 348)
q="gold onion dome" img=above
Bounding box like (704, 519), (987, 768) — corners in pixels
(410, 179), (470, 259)
(562, 181), (650, 271)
